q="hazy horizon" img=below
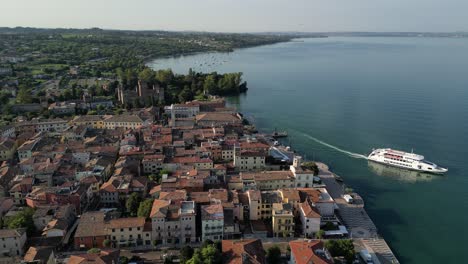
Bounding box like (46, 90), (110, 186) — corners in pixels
(2, 0), (468, 33)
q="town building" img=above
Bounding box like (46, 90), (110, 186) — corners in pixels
(150, 199), (196, 246)
(239, 171), (295, 191)
(142, 154), (165, 174)
(233, 149), (266, 172)
(108, 217), (151, 247)
(67, 249), (120, 264)
(195, 112), (242, 127)
(201, 203), (224, 241)
(73, 212), (109, 249)
(299, 200), (321, 238)
(0, 125), (15, 139)
(103, 115), (143, 130)
(48, 102), (77, 115)
(71, 115), (107, 129)
(116, 81), (164, 106)
(23, 246), (56, 264)
(222, 239), (266, 264)
(272, 203), (294, 237)
(290, 156), (317, 188)
(289, 240), (333, 264)
(0, 229), (27, 256)
(0, 138), (16, 161)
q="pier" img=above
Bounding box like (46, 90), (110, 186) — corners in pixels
(317, 163), (400, 264)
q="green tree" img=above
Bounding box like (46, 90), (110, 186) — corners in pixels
(316, 229), (325, 239)
(203, 75), (217, 94)
(266, 246), (282, 264)
(137, 198), (154, 218)
(87, 248), (101, 254)
(120, 256), (129, 264)
(16, 86), (33, 104)
(95, 85), (105, 96)
(160, 169), (171, 177)
(63, 88), (73, 100)
(5, 207), (35, 235)
(133, 98), (141, 109)
(187, 243), (221, 264)
(180, 245), (194, 264)
(156, 69), (174, 85)
(178, 85), (193, 103)
(139, 68), (156, 84)
(103, 239), (111, 248)
(186, 249), (202, 264)
(0, 91), (11, 105)
(302, 161), (319, 176)
(126, 193), (141, 216)
(325, 239), (355, 264)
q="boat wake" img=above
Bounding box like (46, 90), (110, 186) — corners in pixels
(300, 133), (368, 160)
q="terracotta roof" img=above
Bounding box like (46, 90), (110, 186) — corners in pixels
(300, 200), (321, 218)
(201, 204), (224, 220)
(74, 211), (108, 238)
(222, 239), (266, 264)
(150, 199), (170, 218)
(149, 185), (161, 195)
(159, 190), (187, 201)
(104, 115), (143, 123)
(298, 188), (334, 203)
(189, 191), (211, 204)
(209, 189), (229, 202)
(0, 228), (25, 238)
(238, 192), (250, 205)
(289, 240), (333, 264)
(23, 246), (54, 263)
(72, 115), (106, 122)
(239, 142), (269, 150)
(109, 217), (145, 229)
(68, 249), (120, 264)
(241, 171), (294, 181)
(0, 138), (15, 151)
(247, 190), (261, 202)
(280, 189), (301, 202)
(196, 112), (241, 122)
(170, 156), (213, 164)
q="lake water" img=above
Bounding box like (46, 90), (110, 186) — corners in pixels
(148, 37), (468, 264)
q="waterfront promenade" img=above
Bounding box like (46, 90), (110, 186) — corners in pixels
(317, 163), (400, 264)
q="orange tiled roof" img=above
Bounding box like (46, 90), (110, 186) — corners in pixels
(222, 239), (266, 264)
(300, 200), (321, 218)
(109, 217), (145, 229)
(289, 240), (333, 264)
(150, 199), (170, 218)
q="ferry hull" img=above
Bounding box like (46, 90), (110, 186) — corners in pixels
(367, 159), (447, 175)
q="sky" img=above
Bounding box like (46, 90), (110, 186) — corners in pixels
(1, 0), (467, 32)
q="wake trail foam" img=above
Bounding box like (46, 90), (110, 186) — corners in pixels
(301, 133), (368, 159)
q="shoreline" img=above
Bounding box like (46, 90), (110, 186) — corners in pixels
(241, 111), (400, 263)
(144, 38), (297, 68)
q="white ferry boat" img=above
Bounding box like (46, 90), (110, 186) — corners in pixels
(367, 148), (448, 174)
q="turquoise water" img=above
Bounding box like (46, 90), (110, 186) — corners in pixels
(148, 37), (468, 264)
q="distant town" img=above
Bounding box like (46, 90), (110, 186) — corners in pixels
(0, 28), (399, 264)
